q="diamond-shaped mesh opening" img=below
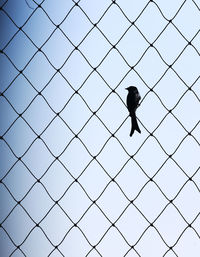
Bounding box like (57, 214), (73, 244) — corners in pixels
(0, 0), (199, 256)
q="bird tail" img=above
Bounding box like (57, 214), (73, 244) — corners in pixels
(130, 114), (141, 136)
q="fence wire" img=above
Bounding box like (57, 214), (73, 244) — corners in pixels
(0, 0), (200, 256)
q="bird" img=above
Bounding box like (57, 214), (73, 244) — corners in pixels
(126, 86), (141, 136)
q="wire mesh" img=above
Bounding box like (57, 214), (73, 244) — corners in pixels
(0, 0), (200, 256)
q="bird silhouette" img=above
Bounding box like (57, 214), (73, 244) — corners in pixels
(126, 86), (141, 136)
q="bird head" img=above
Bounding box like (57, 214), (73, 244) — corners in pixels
(125, 86), (138, 92)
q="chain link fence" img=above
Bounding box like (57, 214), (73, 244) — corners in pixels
(0, 0), (200, 256)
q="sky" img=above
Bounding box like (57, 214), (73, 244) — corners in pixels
(0, 0), (200, 256)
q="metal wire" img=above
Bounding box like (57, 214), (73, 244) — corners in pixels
(0, 0), (200, 256)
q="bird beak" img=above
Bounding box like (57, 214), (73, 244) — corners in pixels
(125, 87), (128, 90)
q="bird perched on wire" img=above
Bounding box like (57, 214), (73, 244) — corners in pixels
(126, 86), (141, 136)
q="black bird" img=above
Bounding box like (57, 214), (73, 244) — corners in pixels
(126, 86), (141, 136)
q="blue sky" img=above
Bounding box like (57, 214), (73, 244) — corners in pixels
(0, 0), (200, 256)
